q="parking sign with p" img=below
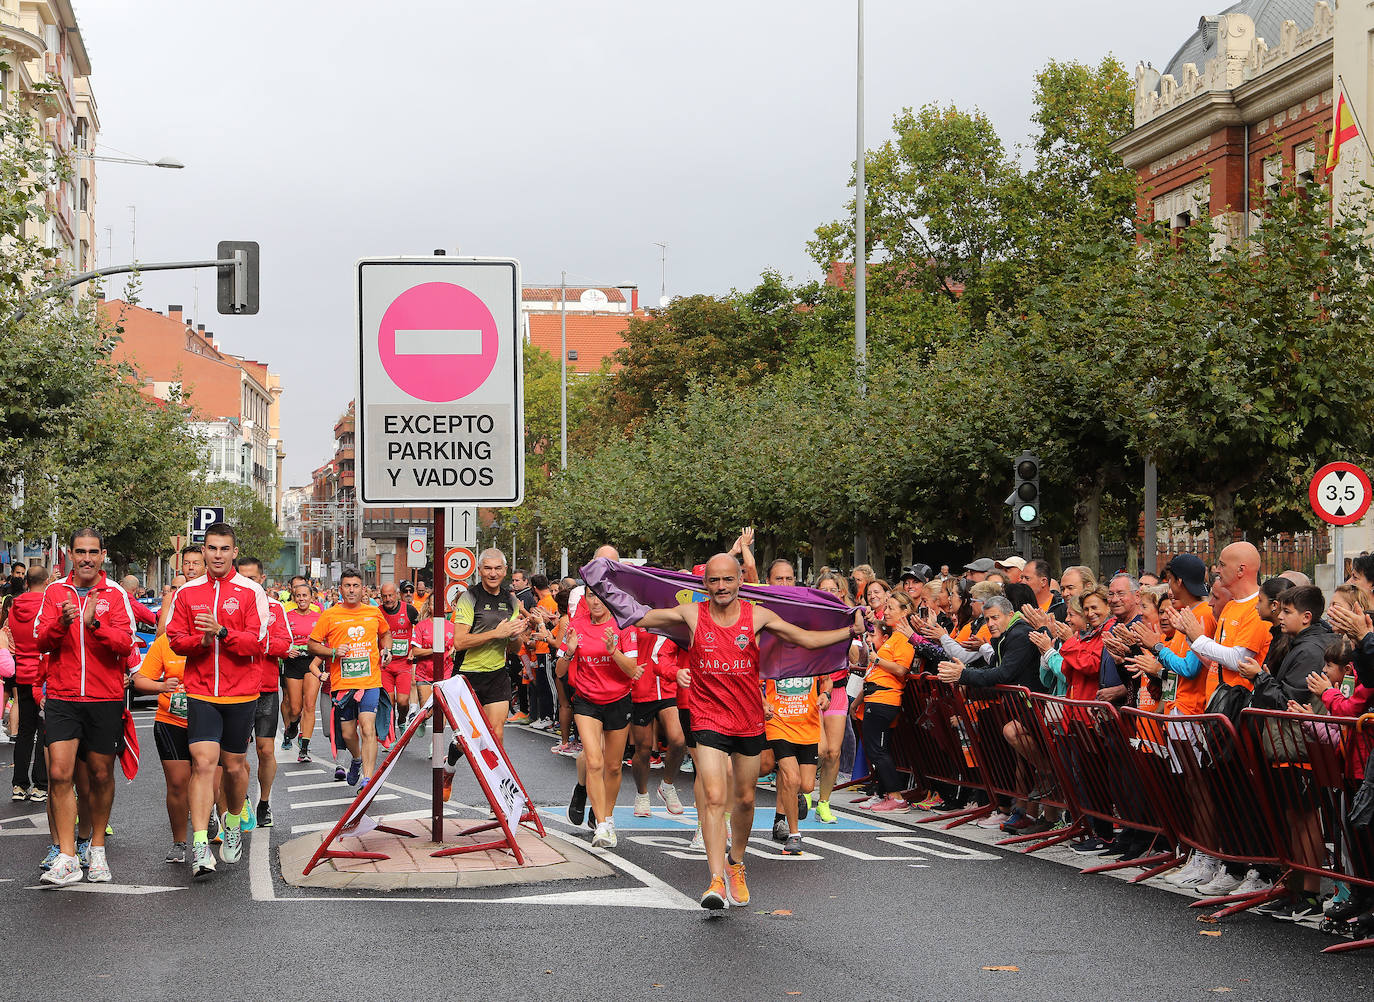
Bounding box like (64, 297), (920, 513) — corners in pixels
(191, 506), (225, 544)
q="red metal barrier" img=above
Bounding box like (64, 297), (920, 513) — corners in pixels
(1120, 707), (1288, 917)
(895, 675), (993, 828)
(1028, 693), (1181, 880)
(1236, 708), (1374, 953)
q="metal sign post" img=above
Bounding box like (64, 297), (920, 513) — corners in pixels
(431, 506), (446, 841)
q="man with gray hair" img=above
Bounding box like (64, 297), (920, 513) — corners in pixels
(1099, 574), (1145, 706)
(935, 596), (1041, 690)
(451, 547), (529, 743)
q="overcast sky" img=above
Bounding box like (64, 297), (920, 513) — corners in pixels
(79, 0), (1214, 485)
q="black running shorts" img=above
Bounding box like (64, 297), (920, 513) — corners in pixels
(153, 720), (191, 761)
(186, 697), (255, 755)
(44, 698), (122, 758)
(692, 730), (766, 757)
(631, 697), (676, 728)
(572, 694), (631, 731)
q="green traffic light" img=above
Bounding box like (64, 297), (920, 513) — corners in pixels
(1017, 503), (1038, 524)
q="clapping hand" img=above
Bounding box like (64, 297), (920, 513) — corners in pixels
(1028, 630), (1054, 654)
(1130, 621), (1163, 650)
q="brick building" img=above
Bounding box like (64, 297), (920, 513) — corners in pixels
(522, 285), (643, 372)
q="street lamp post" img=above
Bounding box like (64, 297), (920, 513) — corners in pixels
(853, 0), (868, 569)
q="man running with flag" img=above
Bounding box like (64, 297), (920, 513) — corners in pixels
(602, 553), (862, 910)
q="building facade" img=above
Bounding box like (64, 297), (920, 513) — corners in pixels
(523, 285), (641, 373)
(0, 0), (98, 274)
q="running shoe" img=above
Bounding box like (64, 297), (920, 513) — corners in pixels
(914, 793), (946, 811)
(634, 793), (651, 817)
(1174, 856), (1221, 889)
(760, 772), (777, 790)
(40, 854), (82, 887)
(849, 789), (876, 803)
(207, 812), (221, 845)
(219, 816), (243, 864)
(772, 817), (790, 843)
(700, 875), (727, 910)
(1070, 836), (1112, 855)
(551, 741), (570, 755)
(798, 793), (811, 821)
(657, 781), (684, 815)
(974, 810), (1010, 830)
(725, 859), (750, 906)
(1196, 869), (1243, 897)
(28, 786), (47, 803)
(333, 765), (346, 782)
(192, 841), (217, 879)
(297, 747), (311, 764)
(280, 732), (293, 750)
(346, 757), (362, 786)
(783, 834), (804, 855)
(567, 784), (587, 826)
(257, 803), (273, 828)
(12, 784), (25, 801)
(815, 801), (837, 824)
(1234, 869), (1274, 895)
(358, 777), (370, 794)
(591, 821), (615, 848)
(40, 844), (60, 870)
(679, 757), (693, 774)
(86, 846), (112, 883)
(1271, 894), (1323, 923)
(870, 796), (912, 814)
(378, 739), (392, 755)
(284, 720), (299, 742)
(76, 837), (91, 868)
(239, 799), (257, 833)
(165, 842), (188, 864)
(689, 828), (705, 850)
(650, 753), (664, 770)
(507, 712), (530, 724)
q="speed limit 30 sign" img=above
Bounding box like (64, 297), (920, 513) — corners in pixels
(1309, 462), (1372, 526)
(445, 546), (475, 581)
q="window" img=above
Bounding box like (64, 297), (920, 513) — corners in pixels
(1263, 154), (1283, 198)
(0, 68), (8, 109)
(75, 118), (88, 152)
(1295, 142), (1317, 188)
(79, 178), (88, 211)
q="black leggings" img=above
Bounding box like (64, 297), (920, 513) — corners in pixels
(13, 685), (46, 791)
(861, 702), (902, 796)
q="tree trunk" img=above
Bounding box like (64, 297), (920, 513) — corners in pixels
(1124, 494), (1141, 580)
(899, 529), (913, 571)
(808, 525), (831, 573)
(1074, 474), (1104, 581)
(864, 523), (887, 578)
(1044, 535), (1063, 579)
(1213, 487), (1237, 547)
(761, 536), (777, 579)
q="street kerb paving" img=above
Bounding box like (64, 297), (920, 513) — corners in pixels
(279, 817), (613, 891)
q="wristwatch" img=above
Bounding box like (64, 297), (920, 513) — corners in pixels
(89, 619), (101, 630)
(217, 626), (228, 641)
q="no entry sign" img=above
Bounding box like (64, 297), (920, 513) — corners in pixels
(356, 257), (523, 505)
(1309, 462), (1372, 526)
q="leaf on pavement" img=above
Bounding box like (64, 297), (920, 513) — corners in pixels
(982, 966), (1020, 972)
(1210, 988), (1233, 993)
(1196, 914), (1218, 923)
(771, 909), (793, 915)
(1199, 929), (1222, 937)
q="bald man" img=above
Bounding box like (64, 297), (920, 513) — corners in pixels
(1175, 542), (1271, 690)
(1279, 570), (1312, 588)
(122, 574), (157, 631)
(633, 553), (862, 911)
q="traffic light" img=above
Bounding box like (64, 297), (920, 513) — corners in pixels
(1006, 451), (1041, 529)
(217, 240), (260, 315)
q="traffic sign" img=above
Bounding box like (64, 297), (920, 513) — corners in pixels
(190, 506), (224, 544)
(446, 506), (478, 548)
(356, 257), (523, 506)
(445, 581), (467, 608)
(444, 546), (475, 582)
(407, 526), (428, 569)
(1309, 462), (1372, 526)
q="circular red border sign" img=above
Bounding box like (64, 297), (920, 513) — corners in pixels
(1309, 462), (1373, 526)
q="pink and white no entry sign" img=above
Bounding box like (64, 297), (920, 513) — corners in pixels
(377, 282), (499, 403)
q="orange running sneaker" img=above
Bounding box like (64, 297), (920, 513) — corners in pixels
(700, 874), (727, 910)
(725, 859), (750, 906)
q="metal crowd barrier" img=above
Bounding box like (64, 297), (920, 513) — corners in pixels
(894, 675), (993, 828)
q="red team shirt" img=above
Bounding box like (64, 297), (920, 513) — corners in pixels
(566, 616), (638, 705)
(687, 600), (763, 738)
(632, 628), (681, 704)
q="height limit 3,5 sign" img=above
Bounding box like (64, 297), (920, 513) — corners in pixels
(1310, 462), (1372, 526)
(356, 257), (523, 505)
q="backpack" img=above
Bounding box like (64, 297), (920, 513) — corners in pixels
(1204, 682), (1250, 726)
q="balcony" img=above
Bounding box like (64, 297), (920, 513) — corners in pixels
(362, 508), (435, 540)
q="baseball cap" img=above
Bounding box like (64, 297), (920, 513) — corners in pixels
(963, 558), (996, 573)
(899, 563), (933, 583)
(1163, 554), (1208, 599)
(996, 556), (1027, 571)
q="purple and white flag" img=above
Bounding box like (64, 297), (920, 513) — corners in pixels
(579, 558), (853, 680)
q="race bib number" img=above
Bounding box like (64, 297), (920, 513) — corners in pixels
(1160, 671), (1179, 705)
(169, 691), (188, 720)
(1342, 674), (1357, 700)
(391, 639), (410, 657)
(341, 653), (372, 680)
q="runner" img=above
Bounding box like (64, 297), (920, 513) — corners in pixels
(165, 522), (268, 879)
(812, 570), (852, 824)
(35, 528), (136, 885)
(306, 569), (391, 790)
(132, 632), (191, 861)
(558, 588), (638, 847)
(235, 556), (291, 828)
(9, 564), (49, 804)
(410, 595), (455, 739)
(630, 553), (863, 910)
(376, 582), (419, 743)
(451, 548), (529, 744)
(280, 579), (324, 763)
(762, 672), (825, 853)
(629, 629), (687, 817)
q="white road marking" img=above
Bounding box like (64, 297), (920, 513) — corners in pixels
(287, 781), (349, 793)
(291, 794), (399, 810)
(29, 883), (184, 895)
(0, 811), (48, 837)
(394, 329), (483, 355)
(540, 817), (698, 910)
(249, 825), (272, 902)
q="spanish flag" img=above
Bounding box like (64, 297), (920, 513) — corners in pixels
(1327, 90), (1359, 170)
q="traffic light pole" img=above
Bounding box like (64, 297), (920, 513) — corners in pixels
(1015, 527), (1033, 562)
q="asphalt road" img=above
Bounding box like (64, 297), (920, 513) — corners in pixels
(1, 708), (1370, 1002)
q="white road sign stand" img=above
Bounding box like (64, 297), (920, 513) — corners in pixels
(356, 257), (523, 506)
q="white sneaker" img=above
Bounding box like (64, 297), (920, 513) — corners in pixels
(1195, 868), (1243, 896)
(689, 828), (705, 850)
(591, 821), (614, 848)
(1234, 869), (1274, 895)
(657, 781), (684, 815)
(219, 815), (243, 864)
(85, 846), (112, 883)
(39, 853), (82, 886)
(192, 841), (217, 879)
(1162, 853), (1203, 885)
(975, 810), (1010, 829)
(1172, 854), (1220, 888)
(634, 793), (651, 817)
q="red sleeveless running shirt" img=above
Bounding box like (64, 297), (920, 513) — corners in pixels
(688, 600), (763, 737)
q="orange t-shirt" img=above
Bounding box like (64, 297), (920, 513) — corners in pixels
(864, 632), (915, 707)
(1161, 601), (1218, 714)
(310, 603), (389, 691)
(534, 593), (558, 655)
(1214, 593), (1271, 690)
(764, 676), (821, 745)
(138, 634), (188, 728)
